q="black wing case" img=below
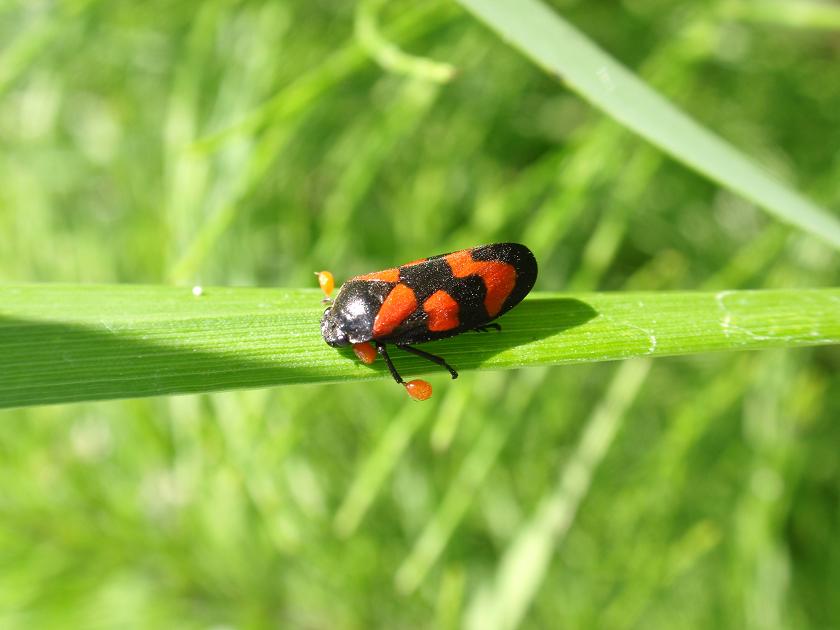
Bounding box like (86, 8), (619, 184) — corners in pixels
(377, 242), (538, 345)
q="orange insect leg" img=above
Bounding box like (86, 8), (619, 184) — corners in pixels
(404, 379), (432, 401)
(315, 270), (335, 297)
(352, 342), (377, 365)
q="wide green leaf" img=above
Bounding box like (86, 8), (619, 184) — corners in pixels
(1, 284), (838, 408)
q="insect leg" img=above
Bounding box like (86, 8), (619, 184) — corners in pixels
(376, 342), (404, 384)
(397, 344), (458, 380)
(472, 323), (502, 333)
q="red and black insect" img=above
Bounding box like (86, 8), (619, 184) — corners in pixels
(317, 243), (537, 400)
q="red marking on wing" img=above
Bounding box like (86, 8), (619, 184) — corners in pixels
(373, 283), (417, 337)
(423, 290), (460, 332)
(445, 250), (516, 317)
(356, 268), (400, 283)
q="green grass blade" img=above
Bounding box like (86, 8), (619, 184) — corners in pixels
(455, 0), (840, 250)
(467, 359), (652, 630)
(190, 1), (457, 154)
(1, 285), (838, 408)
(722, 0), (840, 30)
(355, 0), (456, 82)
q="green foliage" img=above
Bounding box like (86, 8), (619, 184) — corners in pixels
(457, 0), (840, 249)
(1, 0), (839, 628)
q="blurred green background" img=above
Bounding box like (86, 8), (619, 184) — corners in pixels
(2, 0), (840, 627)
